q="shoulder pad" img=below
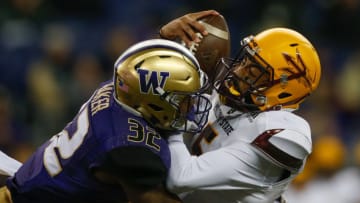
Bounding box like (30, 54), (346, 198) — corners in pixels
(251, 111), (312, 172)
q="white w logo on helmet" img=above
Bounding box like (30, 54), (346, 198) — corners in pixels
(137, 69), (170, 94)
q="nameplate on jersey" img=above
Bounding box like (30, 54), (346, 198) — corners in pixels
(213, 102), (234, 135)
(91, 83), (113, 116)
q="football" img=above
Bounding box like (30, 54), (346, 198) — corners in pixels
(187, 14), (231, 83)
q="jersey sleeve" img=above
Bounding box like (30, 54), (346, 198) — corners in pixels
(166, 134), (262, 194)
(269, 128), (312, 159)
(0, 151), (22, 176)
(270, 129), (311, 162)
(252, 111), (313, 172)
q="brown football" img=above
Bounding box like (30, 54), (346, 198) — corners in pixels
(188, 14), (231, 83)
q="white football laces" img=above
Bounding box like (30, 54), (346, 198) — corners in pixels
(181, 32), (203, 55)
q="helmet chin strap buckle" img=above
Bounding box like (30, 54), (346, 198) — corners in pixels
(255, 95), (266, 105)
(155, 87), (170, 102)
(280, 74), (288, 88)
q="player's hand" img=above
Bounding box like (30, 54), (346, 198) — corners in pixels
(159, 10), (220, 46)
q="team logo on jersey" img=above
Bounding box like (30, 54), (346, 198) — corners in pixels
(138, 69), (170, 94)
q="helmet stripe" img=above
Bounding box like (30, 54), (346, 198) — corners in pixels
(114, 39), (200, 69)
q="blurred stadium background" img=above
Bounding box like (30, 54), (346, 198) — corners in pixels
(0, 0), (359, 202)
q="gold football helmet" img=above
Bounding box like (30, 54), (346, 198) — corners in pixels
(214, 27), (321, 111)
(114, 39), (211, 133)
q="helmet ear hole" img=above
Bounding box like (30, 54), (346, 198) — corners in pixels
(159, 55), (171, 59)
(135, 60), (145, 70)
(278, 92), (292, 99)
(148, 103), (163, 111)
(148, 103), (170, 122)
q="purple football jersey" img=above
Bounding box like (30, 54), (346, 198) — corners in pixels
(6, 81), (171, 203)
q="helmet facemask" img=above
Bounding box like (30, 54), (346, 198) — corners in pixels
(154, 86), (212, 133)
(213, 37), (273, 111)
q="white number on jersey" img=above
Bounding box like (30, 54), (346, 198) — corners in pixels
(43, 107), (90, 176)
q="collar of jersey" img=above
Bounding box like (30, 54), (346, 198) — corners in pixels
(113, 95), (143, 117)
(214, 96), (244, 117)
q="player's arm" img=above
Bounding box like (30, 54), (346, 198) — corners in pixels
(159, 10), (220, 46)
(0, 151), (22, 187)
(166, 134), (251, 193)
(93, 146), (182, 203)
(0, 151), (22, 178)
(166, 130), (311, 194)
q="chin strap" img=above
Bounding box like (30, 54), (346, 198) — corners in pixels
(155, 87), (171, 102)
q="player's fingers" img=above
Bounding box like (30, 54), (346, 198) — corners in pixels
(179, 31), (192, 46)
(182, 16), (208, 36)
(181, 25), (197, 46)
(181, 36), (192, 47)
(159, 20), (187, 40)
(187, 10), (219, 36)
(191, 10), (220, 20)
(190, 21), (208, 36)
(182, 19), (201, 41)
(181, 17), (203, 42)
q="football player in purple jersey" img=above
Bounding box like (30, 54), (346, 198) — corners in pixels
(0, 39), (211, 203)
